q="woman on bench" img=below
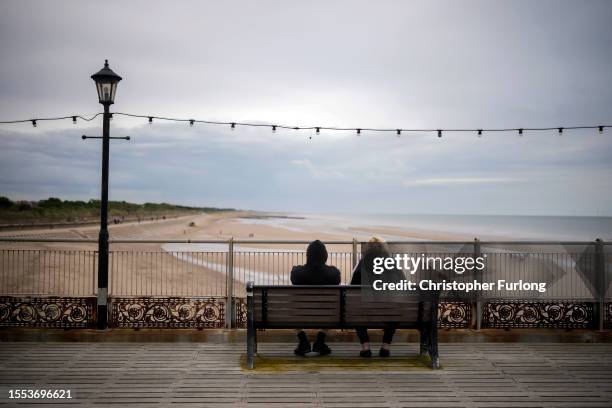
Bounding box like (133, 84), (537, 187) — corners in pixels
(290, 240), (341, 356)
(350, 236), (405, 357)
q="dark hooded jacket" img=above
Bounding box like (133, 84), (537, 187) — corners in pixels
(290, 240), (341, 285)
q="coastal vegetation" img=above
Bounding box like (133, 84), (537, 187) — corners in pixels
(0, 196), (233, 226)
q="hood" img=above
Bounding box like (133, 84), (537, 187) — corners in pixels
(306, 240), (328, 266)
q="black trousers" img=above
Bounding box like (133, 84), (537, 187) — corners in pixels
(356, 325), (397, 344)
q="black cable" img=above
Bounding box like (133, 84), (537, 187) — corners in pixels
(110, 113), (612, 134)
(0, 113), (103, 124)
(0, 111), (609, 134)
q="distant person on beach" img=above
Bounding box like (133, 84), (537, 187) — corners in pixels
(350, 236), (405, 357)
(290, 239), (341, 356)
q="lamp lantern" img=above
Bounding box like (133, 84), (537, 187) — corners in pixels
(91, 59), (122, 104)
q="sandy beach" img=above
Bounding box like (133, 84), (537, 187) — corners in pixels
(0, 211), (358, 298)
(0, 211), (467, 298)
(0, 212), (601, 300)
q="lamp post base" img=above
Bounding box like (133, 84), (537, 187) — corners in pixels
(97, 305), (108, 330)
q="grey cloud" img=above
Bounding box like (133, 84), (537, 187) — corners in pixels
(0, 0), (611, 215)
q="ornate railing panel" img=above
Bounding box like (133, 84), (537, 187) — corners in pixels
(232, 298), (471, 329)
(438, 301), (471, 328)
(234, 297), (247, 328)
(109, 297), (225, 328)
(0, 296), (95, 328)
(0, 297), (601, 330)
(483, 300), (594, 328)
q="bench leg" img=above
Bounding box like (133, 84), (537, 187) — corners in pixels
(419, 328), (429, 356)
(247, 323), (255, 369)
(246, 292), (255, 369)
(429, 302), (440, 369)
(429, 325), (439, 369)
(254, 328), (258, 355)
(430, 343), (440, 370)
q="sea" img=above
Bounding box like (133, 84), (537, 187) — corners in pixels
(244, 213), (612, 241)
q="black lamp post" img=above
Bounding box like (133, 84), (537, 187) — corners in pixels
(91, 60), (122, 329)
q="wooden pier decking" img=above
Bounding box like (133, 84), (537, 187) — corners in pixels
(1, 342), (611, 407)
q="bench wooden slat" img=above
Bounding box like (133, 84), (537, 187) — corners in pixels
(255, 289), (339, 296)
(345, 318), (418, 324)
(268, 309), (340, 317)
(255, 295), (340, 302)
(344, 312), (417, 318)
(266, 316), (341, 323)
(255, 299), (340, 305)
(345, 303), (423, 310)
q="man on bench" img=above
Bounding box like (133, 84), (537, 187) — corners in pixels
(290, 240), (341, 356)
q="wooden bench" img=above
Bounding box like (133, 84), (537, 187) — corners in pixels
(246, 282), (440, 369)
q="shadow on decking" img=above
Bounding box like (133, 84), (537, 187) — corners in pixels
(240, 353), (436, 371)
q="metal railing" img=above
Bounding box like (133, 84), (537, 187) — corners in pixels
(109, 250), (228, 297)
(0, 248), (97, 296)
(0, 237), (610, 329)
(1, 238), (610, 298)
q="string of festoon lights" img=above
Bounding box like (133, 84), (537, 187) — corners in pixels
(0, 112), (609, 138)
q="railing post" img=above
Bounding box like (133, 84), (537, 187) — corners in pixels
(225, 237), (234, 329)
(474, 237), (482, 330)
(246, 281), (255, 369)
(351, 238), (358, 269)
(595, 238), (605, 331)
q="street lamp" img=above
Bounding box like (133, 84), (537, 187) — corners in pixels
(91, 59), (122, 329)
(91, 59), (122, 104)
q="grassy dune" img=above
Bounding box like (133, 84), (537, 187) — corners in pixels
(0, 196), (234, 226)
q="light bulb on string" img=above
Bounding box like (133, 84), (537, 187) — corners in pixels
(1, 112), (608, 140)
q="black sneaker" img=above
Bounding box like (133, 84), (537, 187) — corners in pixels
(294, 341), (311, 356)
(312, 341), (331, 356)
(359, 349), (372, 358)
(294, 331), (311, 356)
(379, 348), (390, 357)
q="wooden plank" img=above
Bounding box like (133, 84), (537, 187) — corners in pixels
(267, 308), (340, 315)
(267, 315), (340, 323)
(255, 288), (339, 296)
(0, 342), (610, 407)
(262, 297), (340, 308)
(258, 293), (335, 301)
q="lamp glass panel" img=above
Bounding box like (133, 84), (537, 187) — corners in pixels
(95, 81), (118, 103)
(102, 83), (112, 102)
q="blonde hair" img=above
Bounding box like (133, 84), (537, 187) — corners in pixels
(364, 236), (389, 255)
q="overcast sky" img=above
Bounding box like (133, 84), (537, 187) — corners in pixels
(1, 0), (611, 216)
